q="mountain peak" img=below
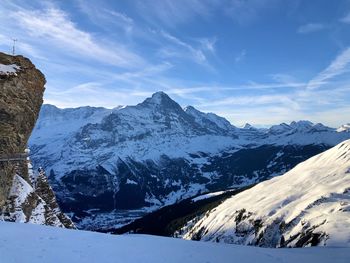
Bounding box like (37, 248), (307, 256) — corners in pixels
(290, 120), (313, 129)
(243, 123), (253, 129)
(149, 91), (172, 103)
(139, 91), (183, 112)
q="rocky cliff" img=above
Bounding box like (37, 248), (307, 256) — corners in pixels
(0, 52), (74, 228)
(0, 52), (45, 205)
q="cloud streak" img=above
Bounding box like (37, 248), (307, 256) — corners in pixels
(307, 47), (350, 90)
(159, 30), (212, 66)
(297, 23), (327, 34)
(235, 49), (246, 63)
(12, 8), (145, 68)
(340, 12), (350, 23)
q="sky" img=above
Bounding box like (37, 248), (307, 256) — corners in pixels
(0, 0), (350, 127)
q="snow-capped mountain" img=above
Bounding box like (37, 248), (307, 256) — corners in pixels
(29, 92), (350, 229)
(183, 140), (350, 247)
(338, 124), (350, 133)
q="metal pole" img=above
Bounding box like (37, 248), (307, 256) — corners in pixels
(12, 39), (17, 55)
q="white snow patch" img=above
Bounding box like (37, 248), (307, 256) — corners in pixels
(0, 63), (20, 75)
(192, 191), (225, 202)
(126, 179), (138, 185)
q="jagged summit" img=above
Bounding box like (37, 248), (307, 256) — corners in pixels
(150, 91), (170, 101)
(138, 91), (182, 111)
(242, 123), (254, 129)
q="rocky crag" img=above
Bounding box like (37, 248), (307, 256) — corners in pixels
(0, 52), (74, 228)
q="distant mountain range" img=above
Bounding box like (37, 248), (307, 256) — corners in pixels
(29, 92), (350, 230)
(182, 139), (350, 248)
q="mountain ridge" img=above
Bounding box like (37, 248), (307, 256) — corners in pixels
(29, 92), (350, 229)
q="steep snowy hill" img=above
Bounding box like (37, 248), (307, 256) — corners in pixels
(29, 92), (350, 229)
(183, 140), (350, 247)
(1, 221), (349, 263)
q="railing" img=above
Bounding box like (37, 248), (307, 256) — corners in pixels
(0, 153), (28, 162)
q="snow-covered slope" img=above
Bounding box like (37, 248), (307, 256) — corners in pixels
(28, 92), (350, 229)
(1, 221), (349, 263)
(183, 140), (350, 247)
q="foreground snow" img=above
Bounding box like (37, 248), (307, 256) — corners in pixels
(184, 140), (350, 247)
(0, 222), (349, 263)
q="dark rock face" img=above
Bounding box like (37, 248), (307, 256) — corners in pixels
(0, 52), (74, 228)
(0, 52), (45, 206)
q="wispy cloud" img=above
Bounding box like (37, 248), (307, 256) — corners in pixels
(11, 8), (144, 68)
(158, 30), (214, 67)
(307, 47), (350, 90)
(76, 0), (134, 34)
(199, 94), (300, 109)
(235, 49), (246, 63)
(199, 38), (217, 54)
(197, 84), (350, 127)
(269, 73), (298, 84)
(340, 12), (350, 23)
(297, 23), (327, 34)
(1, 0), (349, 128)
(225, 0), (282, 25)
(112, 62), (173, 83)
(135, 0), (282, 27)
(44, 82), (145, 108)
(135, 0), (214, 27)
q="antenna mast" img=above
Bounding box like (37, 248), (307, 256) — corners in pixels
(12, 39), (17, 55)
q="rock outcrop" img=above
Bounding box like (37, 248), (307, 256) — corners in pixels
(0, 52), (74, 228)
(0, 52), (45, 205)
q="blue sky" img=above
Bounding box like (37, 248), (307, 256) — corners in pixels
(1, 0), (350, 127)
